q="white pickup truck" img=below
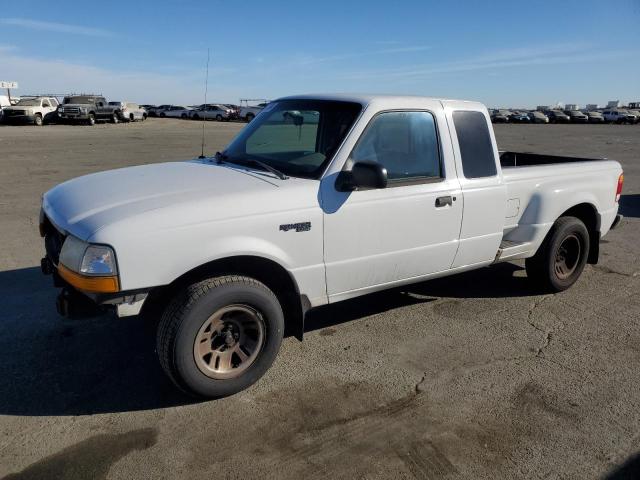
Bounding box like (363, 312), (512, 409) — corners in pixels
(39, 94), (624, 398)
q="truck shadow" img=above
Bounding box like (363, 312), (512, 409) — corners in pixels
(603, 452), (640, 479)
(0, 266), (196, 416)
(619, 194), (639, 218)
(305, 262), (534, 332)
(0, 262), (533, 415)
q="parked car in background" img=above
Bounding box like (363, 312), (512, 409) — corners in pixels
(509, 111), (530, 123)
(626, 110), (640, 124)
(224, 105), (240, 120)
(109, 102), (147, 122)
(0, 95), (11, 122)
(546, 110), (570, 123)
(586, 111), (605, 123)
(148, 104), (171, 117)
(528, 111), (549, 123)
(239, 101), (268, 122)
(603, 109), (636, 124)
(58, 95), (120, 125)
(1, 96), (59, 126)
(565, 110), (588, 123)
(490, 109), (510, 123)
(190, 104), (233, 121)
(159, 105), (193, 118)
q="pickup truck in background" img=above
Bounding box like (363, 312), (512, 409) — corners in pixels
(39, 94), (624, 398)
(109, 101), (147, 122)
(239, 99), (269, 122)
(58, 95), (120, 125)
(1, 96), (59, 126)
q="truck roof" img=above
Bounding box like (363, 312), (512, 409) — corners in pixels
(275, 93), (485, 109)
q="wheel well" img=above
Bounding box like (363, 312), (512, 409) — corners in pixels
(559, 203), (600, 264)
(145, 256), (305, 340)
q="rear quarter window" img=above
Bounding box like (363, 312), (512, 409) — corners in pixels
(452, 110), (497, 178)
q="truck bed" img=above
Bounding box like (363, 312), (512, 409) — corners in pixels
(499, 151), (604, 168)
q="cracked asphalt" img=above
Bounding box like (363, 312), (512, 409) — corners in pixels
(0, 120), (638, 479)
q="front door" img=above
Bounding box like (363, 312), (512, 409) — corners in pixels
(321, 109), (463, 299)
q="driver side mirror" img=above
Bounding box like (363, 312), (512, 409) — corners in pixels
(336, 161), (388, 192)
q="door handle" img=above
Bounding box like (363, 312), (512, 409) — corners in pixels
(435, 196), (453, 208)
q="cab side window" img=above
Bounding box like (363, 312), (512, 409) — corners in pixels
(452, 110), (497, 179)
(350, 111), (441, 182)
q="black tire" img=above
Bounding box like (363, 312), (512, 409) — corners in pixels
(142, 113), (147, 121)
(157, 275), (284, 398)
(215, 114), (223, 121)
(129, 114), (135, 122)
(34, 113), (43, 126)
(525, 216), (590, 292)
(246, 113), (255, 122)
(160, 112), (166, 118)
(181, 113), (187, 119)
(111, 113), (119, 124)
(192, 113), (199, 120)
(87, 113), (96, 126)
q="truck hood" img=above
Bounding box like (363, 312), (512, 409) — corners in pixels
(42, 159), (317, 241)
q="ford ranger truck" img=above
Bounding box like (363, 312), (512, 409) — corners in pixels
(39, 95), (624, 398)
(58, 95), (120, 125)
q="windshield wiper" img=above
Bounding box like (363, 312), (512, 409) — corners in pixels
(216, 152), (289, 180)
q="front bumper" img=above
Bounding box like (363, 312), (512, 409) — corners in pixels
(40, 211), (147, 318)
(3, 113), (36, 123)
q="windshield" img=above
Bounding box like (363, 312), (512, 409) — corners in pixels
(64, 96), (96, 104)
(223, 100), (362, 179)
(15, 98), (41, 106)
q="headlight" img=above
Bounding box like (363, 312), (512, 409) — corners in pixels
(80, 245), (117, 275)
(60, 236), (117, 276)
(80, 107), (87, 113)
(58, 236), (119, 292)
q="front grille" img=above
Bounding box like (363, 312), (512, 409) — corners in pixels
(43, 216), (66, 265)
(5, 110), (26, 116)
(61, 107), (80, 114)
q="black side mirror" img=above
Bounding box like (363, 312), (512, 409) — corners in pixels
(336, 161), (388, 191)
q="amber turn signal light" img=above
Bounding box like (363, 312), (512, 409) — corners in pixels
(57, 263), (120, 293)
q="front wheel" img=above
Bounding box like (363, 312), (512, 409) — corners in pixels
(111, 113), (120, 124)
(34, 114), (43, 126)
(157, 275), (284, 398)
(87, 113), (96, 126)
(525, 216), (590, 292)
(215, 114), (223, 121)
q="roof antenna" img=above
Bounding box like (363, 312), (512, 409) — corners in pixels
(198, 48), (210, 159)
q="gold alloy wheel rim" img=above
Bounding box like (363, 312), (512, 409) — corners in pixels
(193, 304), (265, 379)
(554, 234), (581, 280)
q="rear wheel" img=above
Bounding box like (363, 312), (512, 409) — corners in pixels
(526, 216), (590, 292)
(34, 113), (43, 126)
(157, 275), (284, 398)
(181, 113), (187, 119)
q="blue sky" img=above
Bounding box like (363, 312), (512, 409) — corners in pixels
(1, 0), (638, 107)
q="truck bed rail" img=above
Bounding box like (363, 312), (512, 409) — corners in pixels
(500, 151), (603, 168)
